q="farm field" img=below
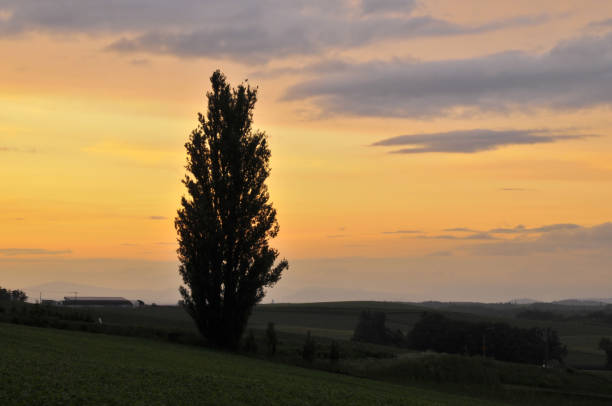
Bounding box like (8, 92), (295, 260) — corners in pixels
(0, 323), (500, 406)
(2, 304), (612, 405)
(89, 301), (612, 369)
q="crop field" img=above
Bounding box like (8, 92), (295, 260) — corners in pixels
(0, 323), (503, 406)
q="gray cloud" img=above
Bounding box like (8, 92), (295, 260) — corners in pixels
(148, 216), (167, 220)
(382, 229), (421, 234)
(0, 1), (547, 63)
(443, 227), (478, 232)
(284, 32), (612, 116)
(470, 222), (612, 256)
(489, 223), (581, 234)
(106, 15), (542, 63)
(371, 129), (594, 154)
(589, 18), (612, 28)
(417, 232), (498, 240)
(0, 0), (216, 34)
(0, 248), (72, 256)
(361, 0), (417, 15)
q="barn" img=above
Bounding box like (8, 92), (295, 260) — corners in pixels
(63, 296), (133, 307)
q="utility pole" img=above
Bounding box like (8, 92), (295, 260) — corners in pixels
(66, 291), (78, 304)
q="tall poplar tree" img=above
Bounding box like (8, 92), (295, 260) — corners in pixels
(175, 70), (288, 349)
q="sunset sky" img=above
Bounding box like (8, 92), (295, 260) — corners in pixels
(1, 0), (612, 303)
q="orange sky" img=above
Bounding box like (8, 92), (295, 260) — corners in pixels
(1, 1), (612, 303)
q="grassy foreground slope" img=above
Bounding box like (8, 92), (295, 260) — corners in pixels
(0, 324), (496, 406)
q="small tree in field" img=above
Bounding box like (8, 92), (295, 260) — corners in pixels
(302, 331), (316, 362)
(329, 340), (340, 363)
(600, 337), (612, 369)
(266, 322), (277, 355)
(175, 70), (288, 349)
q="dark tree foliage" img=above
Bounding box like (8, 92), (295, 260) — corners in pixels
(409, 312), (567, 365)
(266, 322), (277, 355)
(244, 329), (258, 354)
(352, 310), (405, 346)
(329, 340), (340, 363)
(599, 337), (612, 369)
(0, 287), (27, 302)
(302, 331), (316, 362)
(175, 70), (288, 349)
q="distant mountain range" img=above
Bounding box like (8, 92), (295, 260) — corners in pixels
(552, 298), (612, 306)
(510, 298), (612, 306)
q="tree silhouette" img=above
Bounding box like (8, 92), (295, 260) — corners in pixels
(600, 337), (612, 369)
(266, 322), (277, 355)
(175, 70), (288, 349)
(0, 287), (27, 302)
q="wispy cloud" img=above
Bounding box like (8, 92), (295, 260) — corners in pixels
(0, 248), (72, 256)
(371, 129), (594, 154)
(470, 222), (612, 256)
(443, 227), (479, 233)
(382, 229), (421, 234)
(417, 233), (498, 240)
(427, 250), (453, 257)
(0, 146), (37, 153)
(129, 58), (151, 66)
(489, 223), (580, 234)
(148, 216), (167, 220)
(588, 18), (612, 28)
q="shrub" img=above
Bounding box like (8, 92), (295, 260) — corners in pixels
(302, 331), (316, 362)
(266, 322), (277, 356)
(599, 337), (612, 369)
(244, 330), (258, 354)
(329, 340), (340, 363)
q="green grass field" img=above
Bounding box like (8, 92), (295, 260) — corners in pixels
(0, 323), (501, 406)
(2, 301), (612, 405)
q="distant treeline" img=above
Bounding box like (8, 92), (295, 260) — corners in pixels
(352, 311), (405, 347)
(353, 310), (567, 365)
(0, 286), (27, 302)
